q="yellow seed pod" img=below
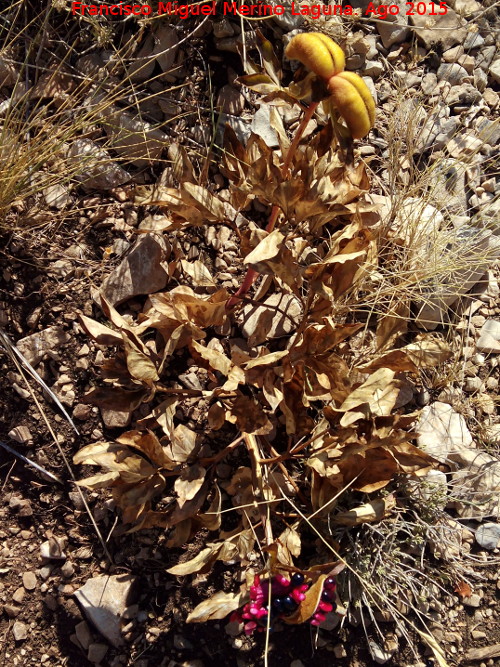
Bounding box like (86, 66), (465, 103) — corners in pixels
(327, 71), (376, 139)
(285, 32), (345, 81)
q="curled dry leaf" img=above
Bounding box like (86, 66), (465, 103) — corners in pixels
(167, 544), (224, 576)
(187, 590), (248, 623)
(174, 464), (207, 508)
(276, 526), (301, 566)
(332, 495), (396, 526)
(283, 575), (327, 625)
(339, 368), (400, 427)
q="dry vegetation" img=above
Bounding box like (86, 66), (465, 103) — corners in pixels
(1, 2), (499, 666)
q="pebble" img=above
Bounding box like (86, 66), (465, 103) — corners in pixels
(40, 536), (67, 560)
(462, 593), (482, 608)
(463, 377), (482, 392)
(12, 587), (25, 603)
(4, 604), (21, 618)
(333, 644), (347, 659)
(475, 523), (500, 550)
(87, 643), (108, 664)
(22, 571), (37, 591)
(12, 621), (28, 641)
(61, 561), (75, 578)
(437, 63), (469, 85)
(75, 621), (93, 651)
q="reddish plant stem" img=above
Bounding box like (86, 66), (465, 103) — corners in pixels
(226, 100), (320, 310)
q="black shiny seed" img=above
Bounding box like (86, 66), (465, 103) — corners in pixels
(324, 577), (336, 589)
(282, 595), (298, 612)
(290, 573), (305, 587)
(321, 590), (332, 601)
(272, 597), (284, 612)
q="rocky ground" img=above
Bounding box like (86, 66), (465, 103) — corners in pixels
(0, 2), (500, 667)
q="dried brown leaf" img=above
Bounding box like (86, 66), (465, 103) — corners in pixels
(339, 369), (400, 427)
(182, 182), (227, 221)
(207, 402), (226, 430)
(277, 526), (301, 566)
(197, 485), (222, 531)
(403, 338), (451, 368)
(180, 259), (216, 287)
(332, 495), (396, 526)
(115, 430), (174, 469)
(79, 314), (122, 345)
(376, 302), (410, 351)
(165, 424), (199, 463)
(187, 590), (248, 623)
(227, 393), (273, 435)
(283, 575), (327, 625)
(191, 339), (233, 376)
(174, 464), (206, 508)
(167, 543), (223, 576)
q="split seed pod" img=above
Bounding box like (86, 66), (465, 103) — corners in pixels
(327, 71), (375, 139)
(285, 32), (345, 81)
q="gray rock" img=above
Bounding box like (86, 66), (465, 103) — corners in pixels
(217, 84), (245, 115)
(154, 25), (179, 73)
(476, 46), (496, 72)
(74, 574), (138, 648)
(415, 228), (500, 330)
(416, 402), (473, 463)
(410, 3), (467, 50)
(450, 0), (481, 14)
(12, 621), (28, 641)
(437, 63), (469, 85)
(101, 234), (170, 306)
(489, 59), (500, 85)
(40, 536), (67, 560)
(100, 110), (167, 167)
(251, 105), (279, 148)
(443, 45), (464, 63)
(364, 60), (384, 78)
(213, 18), (235, 39)
(17, 326), (70, 367)
(475, 523), (500, 550)
(463, 377), (482, 392)
(477, 319), (500, 353)
(428, 158), (468, 215)
(362, 76), (377, 104)
(475, 117), (500, 146)
(408, 469), (448, 507)
(463, 31), (484, 49)
(87, 643), (108, 664)
(44, 184), (70, 209)
(218, 113), (252, 145)
(66, 139), (131, 192)
(273, 0), (304, 30)
(75, 620), (93, 651)
(346, 54), (365, 70)
(445, 83), (481, 106)
(450, 449), (500, 518)
(421, 72), (438, 95)
(393, 70), (421, 89)
(376, 1), (410, 48)
(369, 638), (398, 664)
(462, 594), (482, 607)
(415, 107), (460, 152)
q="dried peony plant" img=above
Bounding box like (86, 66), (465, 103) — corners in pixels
(227, 31), (376, 308)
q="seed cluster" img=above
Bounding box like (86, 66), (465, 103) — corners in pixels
(230, 573), (337, 635)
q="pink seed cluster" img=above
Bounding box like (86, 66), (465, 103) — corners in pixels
(230, 573), (337, 635)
